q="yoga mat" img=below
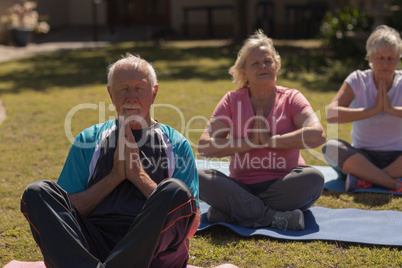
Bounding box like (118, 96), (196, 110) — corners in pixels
(195, 159), (402, 195)
(197, 202), (402, 246)
(2, 260), (239, 268)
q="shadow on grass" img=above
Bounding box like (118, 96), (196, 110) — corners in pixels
(0, 39), (362, 95)
(322, 190), (399, 207)
(0, 42), (237, 94)
(352, 192), (400, 207)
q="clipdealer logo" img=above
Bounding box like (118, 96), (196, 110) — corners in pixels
(64, 101), (339, 166)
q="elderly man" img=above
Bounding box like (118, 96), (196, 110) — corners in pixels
(21, 53), (200, 268)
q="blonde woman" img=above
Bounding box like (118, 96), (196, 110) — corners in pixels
(198, 30), (326, 231)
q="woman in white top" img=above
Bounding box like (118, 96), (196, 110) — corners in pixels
(323, 25), (402, 192)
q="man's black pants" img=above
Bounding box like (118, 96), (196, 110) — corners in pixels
(20, 178), (197, 268)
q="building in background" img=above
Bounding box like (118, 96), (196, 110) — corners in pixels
(0, 0), (378, 44)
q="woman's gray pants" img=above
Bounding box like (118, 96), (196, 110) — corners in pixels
(199, 166), (324, 228)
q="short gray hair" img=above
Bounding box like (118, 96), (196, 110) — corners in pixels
(107, 53), (158, 90)
(229, 29), (281, 88)
(366, 25), (402, 60)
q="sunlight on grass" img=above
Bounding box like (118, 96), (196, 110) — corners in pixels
(0, 40), (401, 267)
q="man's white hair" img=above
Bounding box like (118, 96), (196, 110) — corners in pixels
(107, 53), (158, 91)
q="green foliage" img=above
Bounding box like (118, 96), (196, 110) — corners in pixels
(319, 6), (373, 57)
(321, 57), (367, 84)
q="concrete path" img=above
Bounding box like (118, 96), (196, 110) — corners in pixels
(0, 41), (110, 63)
(0, 24), (171, 62)
(0, 25), (167, 124)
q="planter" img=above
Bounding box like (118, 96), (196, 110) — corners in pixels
(11, 28), (33, 47)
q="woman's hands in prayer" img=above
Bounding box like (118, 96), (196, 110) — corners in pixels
(249, 107), (272, 148)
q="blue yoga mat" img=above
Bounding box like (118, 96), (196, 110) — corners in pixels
(197, 203), (402, 246)
(195, 159), (402, 195)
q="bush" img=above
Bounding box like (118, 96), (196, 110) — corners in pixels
(319, 6), (373, 58)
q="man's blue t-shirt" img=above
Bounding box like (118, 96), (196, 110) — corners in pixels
(57, 120), (199, 222)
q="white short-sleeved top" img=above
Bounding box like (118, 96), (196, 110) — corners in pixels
(346, 69), (402, 151)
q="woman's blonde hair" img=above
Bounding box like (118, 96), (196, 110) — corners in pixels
(366, 25), (402, 62)
(229, 29), (281, 88)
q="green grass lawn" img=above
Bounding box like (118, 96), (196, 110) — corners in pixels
(0, 40), (401, 267)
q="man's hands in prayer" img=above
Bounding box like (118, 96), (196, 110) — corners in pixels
(111, 123), (157, 198)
